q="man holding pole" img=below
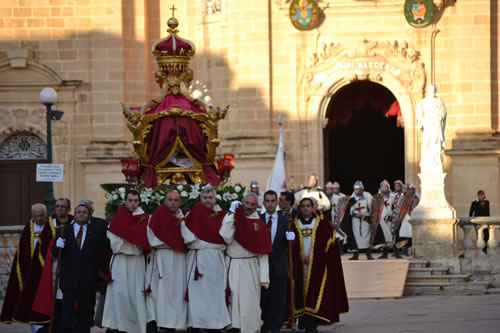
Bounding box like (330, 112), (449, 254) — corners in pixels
(220, 193), (272, 333)
(145, 191), (188, 333)
(52, 202), (109, 333)
(260, 190), (294, 333)
(288, 198), (348, 333)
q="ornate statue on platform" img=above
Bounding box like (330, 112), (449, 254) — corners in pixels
(122, 10), (228, 188)
(416, 84), (447, 172)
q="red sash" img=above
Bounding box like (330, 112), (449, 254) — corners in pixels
(32, 239), (55, 316)
(233, 206), (272, 254)
(184, 202), (225, 244)
(108, 206), (150, 251)
(149, 204), (187, 252)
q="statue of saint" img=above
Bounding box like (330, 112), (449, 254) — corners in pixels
(416, 85), (447, 172)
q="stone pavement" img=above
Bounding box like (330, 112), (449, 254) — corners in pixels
(320, 294), (500, 333)
(1, 294), (499, 333)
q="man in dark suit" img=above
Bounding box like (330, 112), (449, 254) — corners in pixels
(469, 190), (490, 253)
(79, 199), (109, 228)
(53, 202), (109, 333)
(260, 190), (295, 333)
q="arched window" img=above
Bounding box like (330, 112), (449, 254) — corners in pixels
(0, 134), (47, 160)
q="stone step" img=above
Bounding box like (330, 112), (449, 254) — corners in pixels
(486, 288), (500, 294)
(404, 281), (489, 296)
(408, 267), (448, 276)
(409, 259), (428, 269)
(406, 274), (470, 284)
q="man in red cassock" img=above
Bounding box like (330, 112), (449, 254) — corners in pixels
(288, 197), (349, 333)
(102, 190), (150, 333)
(181, 186), (230, 333)
(145, 190), (188, 333)
(219, 193), (273, 333)
(0, 203), (56, 333)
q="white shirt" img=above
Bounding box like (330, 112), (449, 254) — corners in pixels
(264, 212), (278, 244)
(33, 222), (45, 248)
(73, 221), (89, 248)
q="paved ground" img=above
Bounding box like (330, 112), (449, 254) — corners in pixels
(2, 294), (499, 333)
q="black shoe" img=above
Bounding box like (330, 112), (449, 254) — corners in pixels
(366, 249), (374, 260)
(402, 246), (409, 256)
(394, 247), (402, 259)
(378, 248), (388, 259)
(147, 321), (158, 333)
(349, 252), (359, 260)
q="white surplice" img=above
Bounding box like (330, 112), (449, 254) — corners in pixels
(219, 211), (270, 333)
(145, 209), (187, 329)
(180, 208), (231, 329)
(102, 208), (147, 333)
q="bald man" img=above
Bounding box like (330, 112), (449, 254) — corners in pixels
(146, 191), (188, 333)
(1, 204), (56, 333)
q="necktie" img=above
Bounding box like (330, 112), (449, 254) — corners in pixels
(267, 216), (273, 237)
(76, 225), (83, 249)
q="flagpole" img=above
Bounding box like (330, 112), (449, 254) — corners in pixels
(285, 207), (296, 331)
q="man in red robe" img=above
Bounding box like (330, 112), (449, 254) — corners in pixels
(0, 203), (56, 333)
(102, 190), (150, 333)
(219, 193), (273, 333)
(288, 198), (349, 333)
(181, 186), (230, 333)
(146, 190), (188, 333)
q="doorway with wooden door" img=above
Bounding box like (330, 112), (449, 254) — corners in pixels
(0, 134), (48, 226)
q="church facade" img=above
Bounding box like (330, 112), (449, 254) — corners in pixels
(0, 0), (498, 222)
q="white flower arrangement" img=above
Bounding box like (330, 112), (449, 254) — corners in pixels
(105, 183), (246, 215)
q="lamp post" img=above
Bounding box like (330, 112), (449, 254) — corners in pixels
(40, 87), (59, 216)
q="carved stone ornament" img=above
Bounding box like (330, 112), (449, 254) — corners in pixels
(0, 134), (47, 160)
(299, 38), (427, 110)
(201, 0), (223, 15)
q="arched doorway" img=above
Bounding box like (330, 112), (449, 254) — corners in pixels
(324, 81), (405, 194)
(0, 134), (48, 226)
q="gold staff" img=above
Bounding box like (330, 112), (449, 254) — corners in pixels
(284, 207), (296, 331)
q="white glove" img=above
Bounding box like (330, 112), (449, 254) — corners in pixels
(286, 231), (295, 241)
(56, 237), (65, 248)
(229, 201), (241, 213)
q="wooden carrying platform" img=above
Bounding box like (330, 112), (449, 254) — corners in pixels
(341, 255), (410, 298)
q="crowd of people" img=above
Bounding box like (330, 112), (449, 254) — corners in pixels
(0, 186), (348, 333)
(250, 175), (421, 261)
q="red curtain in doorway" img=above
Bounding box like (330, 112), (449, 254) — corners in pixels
(326, 82), (402, 130)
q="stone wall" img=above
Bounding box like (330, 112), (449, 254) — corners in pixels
(0, 0), (498, 216)
(0, 226), (22, 299)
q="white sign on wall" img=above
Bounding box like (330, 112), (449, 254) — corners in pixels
(36, 164), (64, 182)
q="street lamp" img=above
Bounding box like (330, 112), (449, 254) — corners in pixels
(40, 87), (63, 216)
